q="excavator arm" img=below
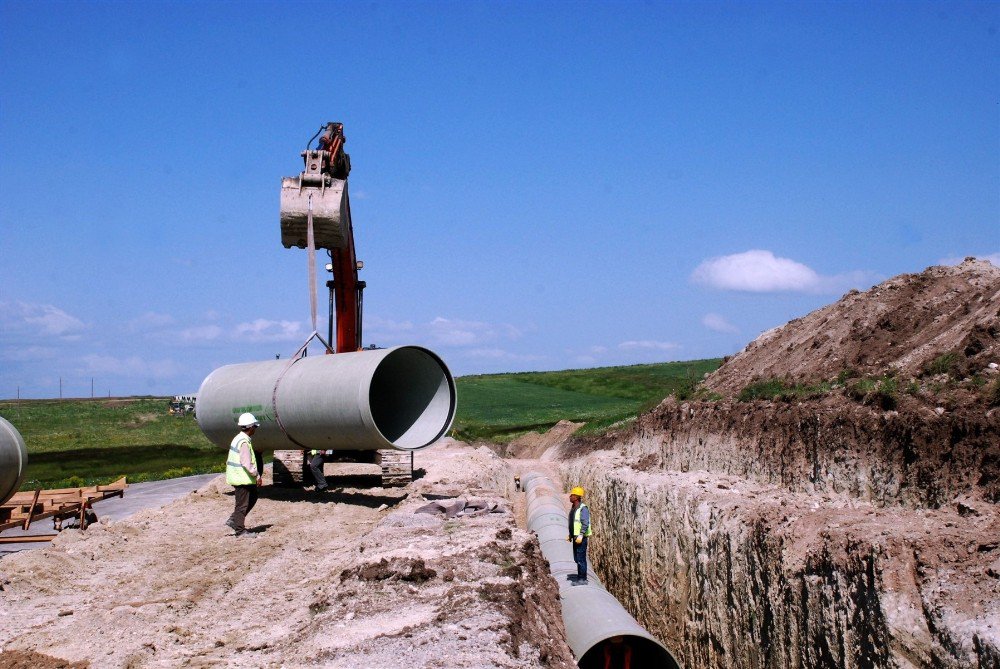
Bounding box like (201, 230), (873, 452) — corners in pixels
(279, 122), (363, 353)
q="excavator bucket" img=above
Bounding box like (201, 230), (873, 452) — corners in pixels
(279, 176), (350, 250)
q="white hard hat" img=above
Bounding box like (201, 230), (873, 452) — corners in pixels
(237, 413), (259, 428)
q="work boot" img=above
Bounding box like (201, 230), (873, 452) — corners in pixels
(225, 518), (238, 531)
(566, 574), (580, 581)
(571, 578), (588, 586)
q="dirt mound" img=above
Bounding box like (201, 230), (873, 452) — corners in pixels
(506, 421), (583, 460)
(0, 651), (87, 669)
(705, 258), (1000, 400)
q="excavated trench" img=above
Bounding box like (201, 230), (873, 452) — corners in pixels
(507, 399), (1000, 669)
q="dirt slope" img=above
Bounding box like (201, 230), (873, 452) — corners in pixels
(705, 258), (1000, 400)
(0, 441), (576, 669)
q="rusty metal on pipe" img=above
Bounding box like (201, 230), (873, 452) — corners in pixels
(522, 471), (682, 669)
(196, 345), (455, 452)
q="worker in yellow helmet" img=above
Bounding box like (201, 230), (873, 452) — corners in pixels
(225, 413), (261, 537)
(567, 485), (592, 585)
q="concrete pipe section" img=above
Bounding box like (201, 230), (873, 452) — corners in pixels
(196, 346), (456, 452)
(522, 471), (681, 669)
(0, 416), (28, 506)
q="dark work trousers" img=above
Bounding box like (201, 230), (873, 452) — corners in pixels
(308, 452), (328, 490)
(573, 536), (589, 580)
(229, 484), (258, 533)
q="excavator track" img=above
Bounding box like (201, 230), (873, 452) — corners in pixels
(271, 449), (412, 488)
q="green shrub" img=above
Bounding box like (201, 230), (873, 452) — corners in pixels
(836, 368), (860, 384)
(988, 379), (1000, 408)
(738, 378), (831, 402)
(738, 379), (790, 402)
(923, 352), (961, 377)
(846, 376), (897, 410)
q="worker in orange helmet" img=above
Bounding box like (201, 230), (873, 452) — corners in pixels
(567, 485), (592, 585)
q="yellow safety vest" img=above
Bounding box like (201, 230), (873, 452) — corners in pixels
(226, 433), (255, 486)
(572, 503), (593, 537)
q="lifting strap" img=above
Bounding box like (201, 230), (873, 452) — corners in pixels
(270, 193), (333, 449)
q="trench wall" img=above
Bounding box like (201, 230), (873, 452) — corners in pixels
(609, 399), (1000, 508)
(563, 453), (1000, 669)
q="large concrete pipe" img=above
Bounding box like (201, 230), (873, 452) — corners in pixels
(196, 346), (455, 452)
(522, 471), (681, 669)
(0, 416), (28, 506)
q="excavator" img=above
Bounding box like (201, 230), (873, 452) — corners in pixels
(279, 122), (362, 353)
(272, 122), (411, 487)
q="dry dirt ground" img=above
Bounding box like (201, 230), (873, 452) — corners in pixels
(0, 440), (577, 669)
(705, 258), (1000, 406)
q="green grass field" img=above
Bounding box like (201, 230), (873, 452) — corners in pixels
(0, 397), (225, 491)
(452, 358), (722, 442)
(2, 357), (722, 490)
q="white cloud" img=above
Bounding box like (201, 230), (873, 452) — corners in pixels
(0, 301), (87, 338)
(702, 313), (739, 334)
(691, 250), (874, 294)
(618, 340), (680, 351)
(428, 317), (523, 347)
(465, 348), (546, 362)
(233, 319), (304, 343)
(939, 252), (1000, 267)
(81, 354), (179, 378)
(128, 311), (175, 332)
(178, 325), (224, 342)
(366, 316), (414, 334)
(1, 345), (60, 362)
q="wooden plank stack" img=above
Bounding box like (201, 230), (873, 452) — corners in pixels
(0, 477), (127, 541)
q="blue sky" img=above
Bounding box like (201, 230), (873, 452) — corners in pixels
(1, 1), (997, 399)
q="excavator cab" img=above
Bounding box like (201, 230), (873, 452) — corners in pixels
(279, 122), (352, 251)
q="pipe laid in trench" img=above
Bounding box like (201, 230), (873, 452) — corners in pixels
(522, 471), (681, 669)
(0, 416), (28, 506)
(196, 345), (455, 452)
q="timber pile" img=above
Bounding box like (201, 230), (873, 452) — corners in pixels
(0, 478), (126, 541)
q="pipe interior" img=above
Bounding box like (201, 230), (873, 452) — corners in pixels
(579, 635), (681, 669)
(369, 347), (456, 449)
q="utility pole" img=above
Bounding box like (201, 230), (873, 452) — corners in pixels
(59, 376), (63, 399)
(91, 377), (94, 398)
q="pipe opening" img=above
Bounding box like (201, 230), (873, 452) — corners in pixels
(369, 347), (456, 449)
(579, 635), (681, 669)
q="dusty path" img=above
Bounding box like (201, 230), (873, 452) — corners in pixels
(0, 474), (219, 556)
(0, 440), (577, 669)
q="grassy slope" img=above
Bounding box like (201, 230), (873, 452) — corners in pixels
(2, 358), (722, 489)
(452, 358), (722, 442)
(0, 398), (224, 490)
